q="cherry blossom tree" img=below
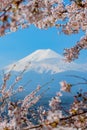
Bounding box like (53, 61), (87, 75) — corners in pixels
(0, 0), (87, 130)
(0, 69), (87, 130)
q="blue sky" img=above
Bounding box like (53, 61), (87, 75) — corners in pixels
(0, 25), (86, 68)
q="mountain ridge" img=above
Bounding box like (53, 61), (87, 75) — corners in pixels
(4, 49), (87, 74)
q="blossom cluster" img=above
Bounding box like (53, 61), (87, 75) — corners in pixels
(64, 34), (87, 62)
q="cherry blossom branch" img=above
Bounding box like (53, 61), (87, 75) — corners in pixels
(64, 34), (87, 62)
(0, 0), (13, 17)
(22, 110), (87, 130)
(60, 110), (87, 121)
(66, 75), (87, 82)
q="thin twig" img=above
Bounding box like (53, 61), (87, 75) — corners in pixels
(66, 75), (87, 82)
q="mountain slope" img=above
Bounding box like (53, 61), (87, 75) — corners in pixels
(5, 49), (87, 74)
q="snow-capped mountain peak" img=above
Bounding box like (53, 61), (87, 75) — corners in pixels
(5, 49), (87, 74)
(18, 49), (62, 63)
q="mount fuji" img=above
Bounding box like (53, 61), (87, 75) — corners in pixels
(3, 49), (87, 105)
(5, 49), (87, 74)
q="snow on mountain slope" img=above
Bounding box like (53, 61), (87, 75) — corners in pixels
(5, 49), (87, 74)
